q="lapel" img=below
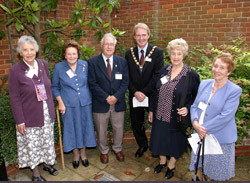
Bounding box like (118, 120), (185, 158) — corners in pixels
(97, 54), (111, 80)
(112, 55), (119, 81)
(132, 46), (141, 73)
(142, 44), (153, 74)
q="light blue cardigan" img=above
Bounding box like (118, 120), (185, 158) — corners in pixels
(190, 79), (242, 144)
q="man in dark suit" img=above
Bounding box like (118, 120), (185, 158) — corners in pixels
(125, 23), (164, 158)
(88, 33), (129, 164)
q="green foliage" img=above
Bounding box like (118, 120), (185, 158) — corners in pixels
(0, 78), (17, 165)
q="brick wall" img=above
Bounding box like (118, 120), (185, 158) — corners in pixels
(0, 0), (249, 80)
(112, 0), (250, 50)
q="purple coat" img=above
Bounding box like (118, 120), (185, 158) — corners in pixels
(8, 59), (55, 127)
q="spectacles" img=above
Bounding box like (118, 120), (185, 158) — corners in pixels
(103, 43), (116, 47)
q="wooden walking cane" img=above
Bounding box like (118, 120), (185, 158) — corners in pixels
(56, 106), (65, 169)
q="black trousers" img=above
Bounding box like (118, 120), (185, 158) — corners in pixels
(129, 105), (149, 148)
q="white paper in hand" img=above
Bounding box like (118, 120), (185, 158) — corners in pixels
(188, 133), (223, 155)
(132, 97), (149, 108)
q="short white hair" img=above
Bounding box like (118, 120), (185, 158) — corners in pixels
(17, 35), (39, 53)
(100, 33), (117, 45)
(167, 38), (189, 57)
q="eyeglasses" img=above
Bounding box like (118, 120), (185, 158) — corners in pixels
(103, 43), (116, 47)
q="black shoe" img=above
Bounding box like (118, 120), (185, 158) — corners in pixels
(154, 163), (167, 174)
(81, 159), (89, 167)
(72, 161), (79, 169)
(165, 167), (175, 179)
(135, 147), (148, 158)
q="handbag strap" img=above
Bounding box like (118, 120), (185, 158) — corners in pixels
(179, 69), (191, 108)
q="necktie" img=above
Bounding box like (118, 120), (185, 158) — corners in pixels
(106, 58), (112, 78)
(139, 50), (144, 65)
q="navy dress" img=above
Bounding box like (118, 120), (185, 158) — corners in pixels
(52, 59), (96, 152)
(149, 64), (200, 158)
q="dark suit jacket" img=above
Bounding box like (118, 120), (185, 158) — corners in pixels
(125, 44), (164, 102)
(8, 59), (55, 127)
(88, 54), (129, 113)
(149, 64), (200, 131)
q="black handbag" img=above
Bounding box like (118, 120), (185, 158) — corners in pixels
(178, 69), (193, 136)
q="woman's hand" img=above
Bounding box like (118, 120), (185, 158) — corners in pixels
(58, 100), (66, 115)
(177, 107), (188, 116)
(17, 124), (26, 135)
(193, 120), (207, 139)
(148, 111), (153, 123)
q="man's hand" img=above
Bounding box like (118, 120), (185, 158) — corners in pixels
(134, 91), (146, 102)
(106, 96), (118, 105)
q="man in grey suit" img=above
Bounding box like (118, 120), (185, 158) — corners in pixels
(88, 33), (129, 164)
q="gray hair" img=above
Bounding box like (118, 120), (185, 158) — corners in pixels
(133, 23), (150, 36)
(167, 38), (189, 57)
(100, 33), (117, 45)
(17, 35), (39, 53)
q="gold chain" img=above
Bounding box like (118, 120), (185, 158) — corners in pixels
(130, 46), (157, 66)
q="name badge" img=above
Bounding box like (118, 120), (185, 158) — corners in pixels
(66, 69), (74, 78)
(198, 102), (207, 111)
(145, 57), (152, 62)
(35, 83), (48, 101)
(115, 73), (122, 80)
(160, 76), (169, 85)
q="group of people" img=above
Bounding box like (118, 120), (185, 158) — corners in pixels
(8, 23), (242, 181)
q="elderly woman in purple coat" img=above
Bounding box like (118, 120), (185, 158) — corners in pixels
(8, 35), (58, 181)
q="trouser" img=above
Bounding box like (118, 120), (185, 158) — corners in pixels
(129, 105), (148, 148)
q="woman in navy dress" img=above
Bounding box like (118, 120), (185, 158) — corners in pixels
(52, 41), (96, 169)
(148, 38), (200, 179)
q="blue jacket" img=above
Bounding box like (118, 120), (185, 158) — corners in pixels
(52, 59), (92, 107)
(191, 79), (242, 143)
(88, 54), (129, 113)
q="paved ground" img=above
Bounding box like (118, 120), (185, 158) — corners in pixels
(8, 142), (250, 181)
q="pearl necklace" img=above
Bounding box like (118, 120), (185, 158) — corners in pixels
(130, 46), (157, 65)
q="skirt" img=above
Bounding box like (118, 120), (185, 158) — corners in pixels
(62, 103), (96, 152)
(150, 118), (187, 159)
(189, 142), (235, 181)
(16, 102), (56, 169)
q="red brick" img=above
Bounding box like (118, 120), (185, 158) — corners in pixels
(208, 9), (221, 14)
(222, 0), (236, 2)
(162, 4), (173, 9)
(208, 0), (221, 5)
(236, 146), (250, 151)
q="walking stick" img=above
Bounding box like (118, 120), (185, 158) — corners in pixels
(201, 138), (207, 181)
(56, 106), (65, 169)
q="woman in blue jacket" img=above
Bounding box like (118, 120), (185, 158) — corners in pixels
(189, 52), (242, 181)
(52, 41), (96, 169)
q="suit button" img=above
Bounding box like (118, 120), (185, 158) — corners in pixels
(78, 92), (80, 95)
(75, 79), (78, 81)
(205, 113), (208, 116)
(77, 88), (79, 90)
(76, 83), (79, 86)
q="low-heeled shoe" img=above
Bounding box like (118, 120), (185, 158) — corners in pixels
(165, 167), (175, 179)
(154, 163), (167, 174)
(82, 159), (89, 167)
(135, 147), (148, 158)
(72, 161), (79, 169)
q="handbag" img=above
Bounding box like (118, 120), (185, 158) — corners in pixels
(178, 69), (193, 136)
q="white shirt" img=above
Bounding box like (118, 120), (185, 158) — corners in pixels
(23, 59), (38, 77)
(137, 43), (148, 59)
(102, 54), (113, 70)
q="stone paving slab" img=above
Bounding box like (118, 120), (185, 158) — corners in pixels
(8, 142), (250, 181)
